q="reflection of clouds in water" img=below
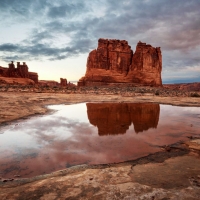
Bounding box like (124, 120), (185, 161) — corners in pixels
(160, 105), (200, 117)
(11, 114), (83, 140)
(48, 103), (89, 123)
(0, 103), (200, 178)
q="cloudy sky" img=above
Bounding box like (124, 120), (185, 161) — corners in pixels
(0, 0), (200, 83)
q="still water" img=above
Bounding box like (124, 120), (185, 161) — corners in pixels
(0, 103), (200, 178)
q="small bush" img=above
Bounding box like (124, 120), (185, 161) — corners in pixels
(94, 86), (98, 90)
(191, 92), (200, 97)
(155, 91), (159, 95)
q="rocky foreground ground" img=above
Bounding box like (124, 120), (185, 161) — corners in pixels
(0, 83), (200, 96)
(0, 89), (200, 199)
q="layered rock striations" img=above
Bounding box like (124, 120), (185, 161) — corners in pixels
(0, 61), (38, 83)
(78, 39), (162, 86)
(87, 103), (160, 135)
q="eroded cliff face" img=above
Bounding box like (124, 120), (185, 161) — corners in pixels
(78, 39), (162, 86)
(128, 41), (162, 86)
(87, 103), (160, 135)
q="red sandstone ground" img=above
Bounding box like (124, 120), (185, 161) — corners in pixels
(0, 77), (35, 85)
(0, 91), (200, 199)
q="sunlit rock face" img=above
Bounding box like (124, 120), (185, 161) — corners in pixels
(87, 103), (160, 135)
(128, 41), (162, 86)
(78, 39), (162, 86)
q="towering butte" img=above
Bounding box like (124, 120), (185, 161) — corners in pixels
(78, 39), (162, 86)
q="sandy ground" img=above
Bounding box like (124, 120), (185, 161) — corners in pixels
(0, 92), (200, 199)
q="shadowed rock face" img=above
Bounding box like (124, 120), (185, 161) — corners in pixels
(129, 103), (160, 133)
(87, 103), (160, 135)
(78, 39), (162, 86)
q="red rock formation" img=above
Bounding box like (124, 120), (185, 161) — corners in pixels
(128, 41), (162, 86)
(0, 77), (35, 85)
(29, 72), (38, 84)
(16, 62), (29, 78)
(0, 61), (38, 83)
(0, 66), (8, 77)
(164, 83), (200, 92)
(39, 80), (59, 87)
(87, 103), (160, 135)
(78, 39), (162, 86)
(60, 78), (67, 86)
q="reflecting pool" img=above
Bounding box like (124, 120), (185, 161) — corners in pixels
(0, 103), (200, 178)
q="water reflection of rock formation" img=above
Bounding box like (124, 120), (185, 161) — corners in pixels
(87, 103), (160, 135)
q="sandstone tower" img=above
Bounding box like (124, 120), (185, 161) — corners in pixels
(78, 39), (162, 86)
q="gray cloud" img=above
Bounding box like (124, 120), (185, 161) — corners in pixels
(47, 2), (87, 18)
(0, 0), (200, 79)
(0, 0), (50, 22)
(0, 0), (33, 14)
(1, 55), (21, 62)
(0, 39), (94, 62)
(0, 44), (18, 52)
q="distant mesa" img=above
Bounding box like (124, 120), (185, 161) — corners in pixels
(38, 80), (60, 87)
(38, 78), (75, 87)
(78, 39), (162, 87)
(0, 61), (38, 83)
(87, 103), (160, 135)
(0, 61), (73, 87)
(164, 83), (200, 92)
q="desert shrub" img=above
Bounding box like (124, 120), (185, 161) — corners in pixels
(155, 91), (159, 95)
(190, 92), (200, 97)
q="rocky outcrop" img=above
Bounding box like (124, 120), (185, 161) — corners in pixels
(87, 103), (160, 135)
(60, 78), (67, 87)
(78, 39), (162, 86)
(0, 61), (38, 83)
(29, 72), (38, 83)
(38, 80), (59, 87)
(164, 83), (200, 92)
(0, 77), (35, 85)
